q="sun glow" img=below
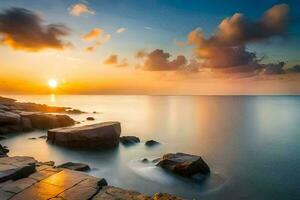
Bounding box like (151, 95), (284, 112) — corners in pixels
(48, 79), (58, 89)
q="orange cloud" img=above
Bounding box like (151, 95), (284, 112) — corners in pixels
(104, 54), (118, 65)
(104, 54), (128, 67)
(0, 8), (71, 52)
(69, 3), (95, 16)
(83, 28), (103, 41)
(85, 33), (111, 52)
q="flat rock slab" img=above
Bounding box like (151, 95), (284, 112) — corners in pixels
(157, 152), (210, 177)
(48, 122), (121, 148)
(9, 169), (103, 200)
(0, 156), (36, 182)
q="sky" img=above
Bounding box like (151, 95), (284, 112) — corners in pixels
(0, 0), (300, 95)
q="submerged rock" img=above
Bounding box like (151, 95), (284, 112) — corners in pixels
(145, 140), (160, 147)
(38, 135), (47, 139)
(48, 122), (121, 148)
(86, 117), (95, 121)
(157, 152), (210, 177)
(57, 162), (90, 172)
(120, 136), (140, 145)
(141, 158), (149, 163)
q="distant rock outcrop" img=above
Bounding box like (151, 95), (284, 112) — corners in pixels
(0, 96), (81, 135)
(157, 152), (210, 177)
(48, 122), (121, 148)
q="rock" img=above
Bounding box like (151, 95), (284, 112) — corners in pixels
(9, 169), (104, 200)
(36, 161), (55, 166)
(0, 96), (16, 104)
(0, 156), (36, 182)
(0, 111), (20, 125)
(48, 122), (121, 148)
(152, 158), (160, 163)
(27, 138), (36, 140)
(141, 158), (149, 163)
(20, 117), (32, 132)
(57, 162), (90, 172)
(66, 109), (85, 114)
(92, 186), (151, 200)
(86, 117), (95, 121)
(20, 112), (75, 129)
(38, 135), (47, 139)
(145, 140), (160, 147)
(97, 178), (108, 188)
(92, 186), (184, 200)
(157, 153), (210, 177)
(152, 193), (184, 200)
(0, 104), (10, 111)
(120, 136), (140, 145)
(0, 136), (7, 140)
(0, 144), (9, 157)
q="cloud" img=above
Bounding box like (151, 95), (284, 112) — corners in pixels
(83, 28), (102, 41)
(262, 62), (285, 75)
(135, 49), (147, 58)
(287, 64), (300, 73)
(104, 54), (128, 67)
(186, 4), (290, 73)
(69, 3), (95, 16)
(84, 29), (111, 52)
(104, 54), (118, 65)
(116, 27), (125, 33)
(0, 8), (71, 51)
(142, 49), (187, 71)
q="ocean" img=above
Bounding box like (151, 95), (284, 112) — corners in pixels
(2, 95), (300, 200)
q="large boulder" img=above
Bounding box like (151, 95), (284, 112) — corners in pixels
(0, 111), (20, 125)
(157, 153), (210, 177)
(48, 122), (121, 148)
(19, 112), (75, 129)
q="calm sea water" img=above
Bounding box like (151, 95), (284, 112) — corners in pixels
(1, 95), (300, 200)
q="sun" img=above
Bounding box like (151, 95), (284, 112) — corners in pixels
(48, 79), (58, 89)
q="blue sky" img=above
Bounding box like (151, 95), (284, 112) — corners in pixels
(1, 0), (299, 63)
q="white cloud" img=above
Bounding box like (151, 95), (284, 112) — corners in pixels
(116, 27), (126, 33)
(69, 3), (95, 16)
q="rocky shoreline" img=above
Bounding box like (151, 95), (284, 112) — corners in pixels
(0, 156), (184, 200)
(0, 96), (210, 199)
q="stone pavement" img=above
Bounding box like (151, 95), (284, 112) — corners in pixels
(0, 156), (184, 200)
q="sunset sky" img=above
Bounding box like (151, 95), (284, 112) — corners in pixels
(0, 0), (300, 95)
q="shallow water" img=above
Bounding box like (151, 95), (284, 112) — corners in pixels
(1, 95), (300, 200)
